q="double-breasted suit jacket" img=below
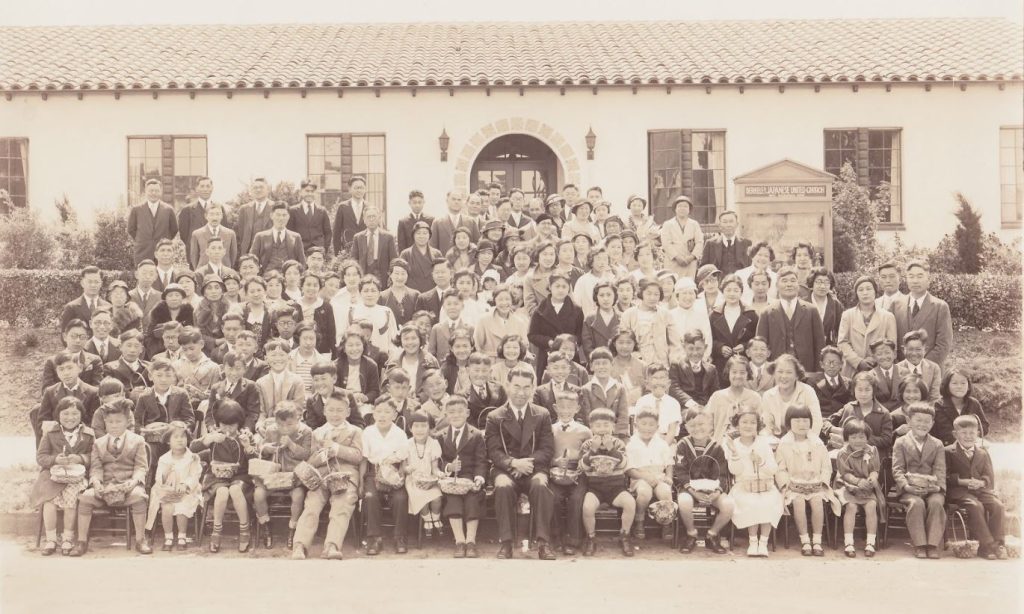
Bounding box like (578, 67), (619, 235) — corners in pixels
(287, 202), (333, 253)
(755, 300), (826, 373)
(127, 201), (178, 265)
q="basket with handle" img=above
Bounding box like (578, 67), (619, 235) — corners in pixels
(685, 451), (723, 494)
(209, 440), (242, 480)
(550, 449), (580, 486)
(647, 500), (678, 526)
(293, 461), (323, 491)
(438, 470), (476, 495)
(141, 421), (171, 443)
(252, 448), (297, 491)
(374, 462), (406, 492)
(99, 480), (135, 506)
(49, 451), (87, 485)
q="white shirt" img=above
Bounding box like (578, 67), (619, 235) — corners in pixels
(587, 377), (618, 394)
(146, 200), (160, 217)
(351, 199), (364, 222)
(632, 393), (682, 437)
(910, 293), (929, 314)
(91, 337), (109, 359)
(779, 297), (798, 318)
(625, 434), (673, 470)
(509, 403), (529, 422)
(361, 424), (409, 465)
(723, 303), (742, 331)
(812, 295), (829, 322)
(448, 214), (461, 228)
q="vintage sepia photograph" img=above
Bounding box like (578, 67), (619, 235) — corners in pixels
(0, 0), (1021, 612)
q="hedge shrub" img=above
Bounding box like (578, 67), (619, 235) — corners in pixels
(834, 272), (1021, 330)
(0, 269), (135, 326)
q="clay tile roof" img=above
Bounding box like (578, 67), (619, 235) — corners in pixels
(0, 19), (1020, 93)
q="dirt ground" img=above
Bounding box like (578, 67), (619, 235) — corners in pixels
(0, 537), (1019, 613)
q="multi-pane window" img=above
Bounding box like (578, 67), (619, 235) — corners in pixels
(648, 130), (726, 225)
(127, 136), (208, 208)
(0, 138), (28, 209)
(823, 128), (902, 223)
(307, 134), (387, 222)
(1000, 127), (1023, 226)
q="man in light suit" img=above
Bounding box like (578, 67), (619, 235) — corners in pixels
(396, 189), (435, 254)
(250, 202), (306, 273)
(332, 176), (368, 256)
(699, 210), (751, 276)
(288, 179), (333, 255)
(659, 195), (704, 279)
(506, 189), (537, 241)
(430, 189), (480, 255)
(234, 177), (275, 258)
(188, 203), (237, 269)
(892, 261), (953, 368)
(255, 340), (306, 424)
(350, 205), (398, 287)
(60, 266), (110, 331)
(755, 266), (826, 373)
(127, 178), (178, 265)
(178, 176), (229, 264)
(875, 260), (907, 312)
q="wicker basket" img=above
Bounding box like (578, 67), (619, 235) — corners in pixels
(374, 463), (406, 492)
(589, 455), (619, 476)
(647, 500), (679, 526)
(141, 422), (170, 443)
(744, 477), (774, 494)
(688, 478), (722, 493)
(322, 472), (353, 494)
(99, 481), (135, 506)
(906, 473), (938, 489)
(210, 461), (240, 479)
(788, 479), (823, 495)
(294, 461), (323, 491)
(247, 458), (281, 478)
(438, 476), (476, 495)
(949, 540), (980, 559)
(261, 471), (297, 491)
(49, 464), (86, 484)
(414, 475), (439, 490)
(550, 466), (580, 486)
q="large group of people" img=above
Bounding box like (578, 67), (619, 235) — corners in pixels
(29, 175), (1008, 563)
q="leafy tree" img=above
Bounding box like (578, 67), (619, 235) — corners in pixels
(952, 192), (984, 274)
(831, 162), (879, 272)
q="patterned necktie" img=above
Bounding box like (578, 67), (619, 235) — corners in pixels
(912, 300), (920, 318)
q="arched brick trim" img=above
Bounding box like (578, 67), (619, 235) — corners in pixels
(452, 117), (581, 190)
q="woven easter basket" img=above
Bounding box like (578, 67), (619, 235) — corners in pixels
(374, 463), (406, 492)
(100, 481), (135, 506)
(414, 475), (439, 490)
(906, 473), (939, 489)
(293, 461), (323, 491)
(647, 500), (679, 526)
(550, 466), (580, 486)
(788, 479), (823, 495)
(322, 472), (354, 494)
(49, 464), (86, 484)
(438, 475), (476, 495)
(247, 458), (280, 478)
(141, 422), (170, 443)
(589, 455), (619, 476)
(210, 461), (240, 479)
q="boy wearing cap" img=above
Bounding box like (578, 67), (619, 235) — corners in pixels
(401, 221), (444, 293)
(287, 179), (332, 254)
(381, 258), (420, 326)
(249, 202), (306, 273)
(660, 195), (705, 279)
(351, 205), (398, 287)
(189, 202), (238, 269)
(699, 210), (750, 276)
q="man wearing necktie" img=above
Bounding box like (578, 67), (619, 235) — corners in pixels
(484, 367), (557, 560)
(892, 261), (953, 368)
(249, 202), (306, 273)
(235, 178), (275, 256)
(332, 176), (369, 255)
(397, 190), (436, 253)
(755, 266), (826, 373)
(699, 210), (751, 276)
(288, 179), (333, 255)
(127, 178), (178, 266)
(352, 205), (397, 287)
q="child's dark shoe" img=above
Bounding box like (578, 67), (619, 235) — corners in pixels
(864, 544), (876, 558)
(537, 540), (557, 560)
(496, 541), (513, 559)
(706, 535), (728, 554)
(395, 536), (408, 554)
(679, 534), (697, 554)
(162, 539), (174, 552)
(136, 537), (153, 555)
(238, 526), (252, 553)
(177, 537), (188, 551)
(286, 528), (295, 550)
(453, 542), (466, 558)
(620, 532), (634, 557)
(41, 541), (57, 556)
(68, 541), (88, 557)
(581, 536), (596, 557)
(465, 542), (479, 559)
(366, 537), (381, 556)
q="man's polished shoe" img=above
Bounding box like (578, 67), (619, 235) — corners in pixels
(497, 541), (513, 559)
(537, 541), (557, 560)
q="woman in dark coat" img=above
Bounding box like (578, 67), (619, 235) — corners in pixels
(528, 272), (583, 382)
(291, 273), (336, 357)
(334, 331), (382, 412)
(806, 267), (843, 346)
(145, 284), (195, 358)
(709, 274), (759, 384)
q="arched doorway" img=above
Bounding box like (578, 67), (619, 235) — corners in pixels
(470, 134), (559, 201)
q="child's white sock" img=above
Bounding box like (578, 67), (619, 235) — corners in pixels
(845, 533), (854, 546)
(45, 529), (58, 542)
(812, 533), (822, 545)
(866, 533), (876, 546)
(758, 535), (770, 546)
(800, 534), (810, 545)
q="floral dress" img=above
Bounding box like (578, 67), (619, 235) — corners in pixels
(404, 437), (443, 514)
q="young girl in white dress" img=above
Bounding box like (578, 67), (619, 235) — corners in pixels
(724, 408), (784, 557)
(146, 421), (203, 551)
(404, 413), (444, 535)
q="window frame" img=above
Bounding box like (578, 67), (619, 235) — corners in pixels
(0, 137), (29, 209)
(126, 135), (208, 209)
(306, 132), (387, 225)
(646, 129), (727, 228)
(999, 125), (1023, 229)
(822, 127), (903, 228)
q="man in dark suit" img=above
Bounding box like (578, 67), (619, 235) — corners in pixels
(506, 189), (537, 241)
(177, 176), (224, 264)
(892, 261), (954, 368)
(332, 176), (369, 256)
(250, 202), (306, 273)
(396, 189), (435, 253)
(350, 205), (398, 286)
(755, 266), (826, 373)
(485, 367), (557, 560)
(60, 266), (111, 331)
(413, 259), (454, 320)
(127, 178), (177, 266)
(700, 210), (751, 276)
(85, 308), (121, 364)
(288, 179), (333, 256)
(234, 178), (275, 258)
(430, 189), (480, 254)
(37, 351), (101, 442)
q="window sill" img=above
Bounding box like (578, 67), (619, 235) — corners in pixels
(1000, 221), (1022, 230)
(877, 222), (906, 231)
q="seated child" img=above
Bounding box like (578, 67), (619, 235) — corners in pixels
(724, 407), (784, 558)
(811, 346), (852, 419)
(826, 371), (893, 456)
(549, 389), (591, 556)
(252, 402), (313, 550)
(438, 396), (488, 558)
(669, 330), (719, 413)
(892, 402), (946, 559)
(360, 397), (411, 555)
(204, 351), (261, 432)
(464, 353), (506, 427)
(540, 334), (588, 385)
(896, 330), (941, 402)
(291, 390), (364, 560)
(625, 409), (675, 541)
(775, 405), (841, 557)
(383, 369), (422, 432)
(745, 337), (773, 394)
(403, 412), (444, 537)
(945, 415), (1007, 560)
(172, 326), (221, 406)
(834, 418), (885, 557)
(532, 351), (581, 420)
(932, 369), (990, 446)
(39, 350), (101, 440)
(255, 340), (306, 427)
(102, 329), (152, 402)
(580, 347), (630, 440)
(31, 398), (96, 556)
(42, 319), (102, 391)
(869, 339), (901, 410)
(417, 369), (451, 433)
(578, 408), (635, 557)
(674, 407), (733, 554)
(145, 421), (202, 551)
(632, 363), (682, 444)
(235, 330), (270, 381)
(91, 377), (136, 437)
(191, 400), (256, 553)
(71, 401), (151, 556)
